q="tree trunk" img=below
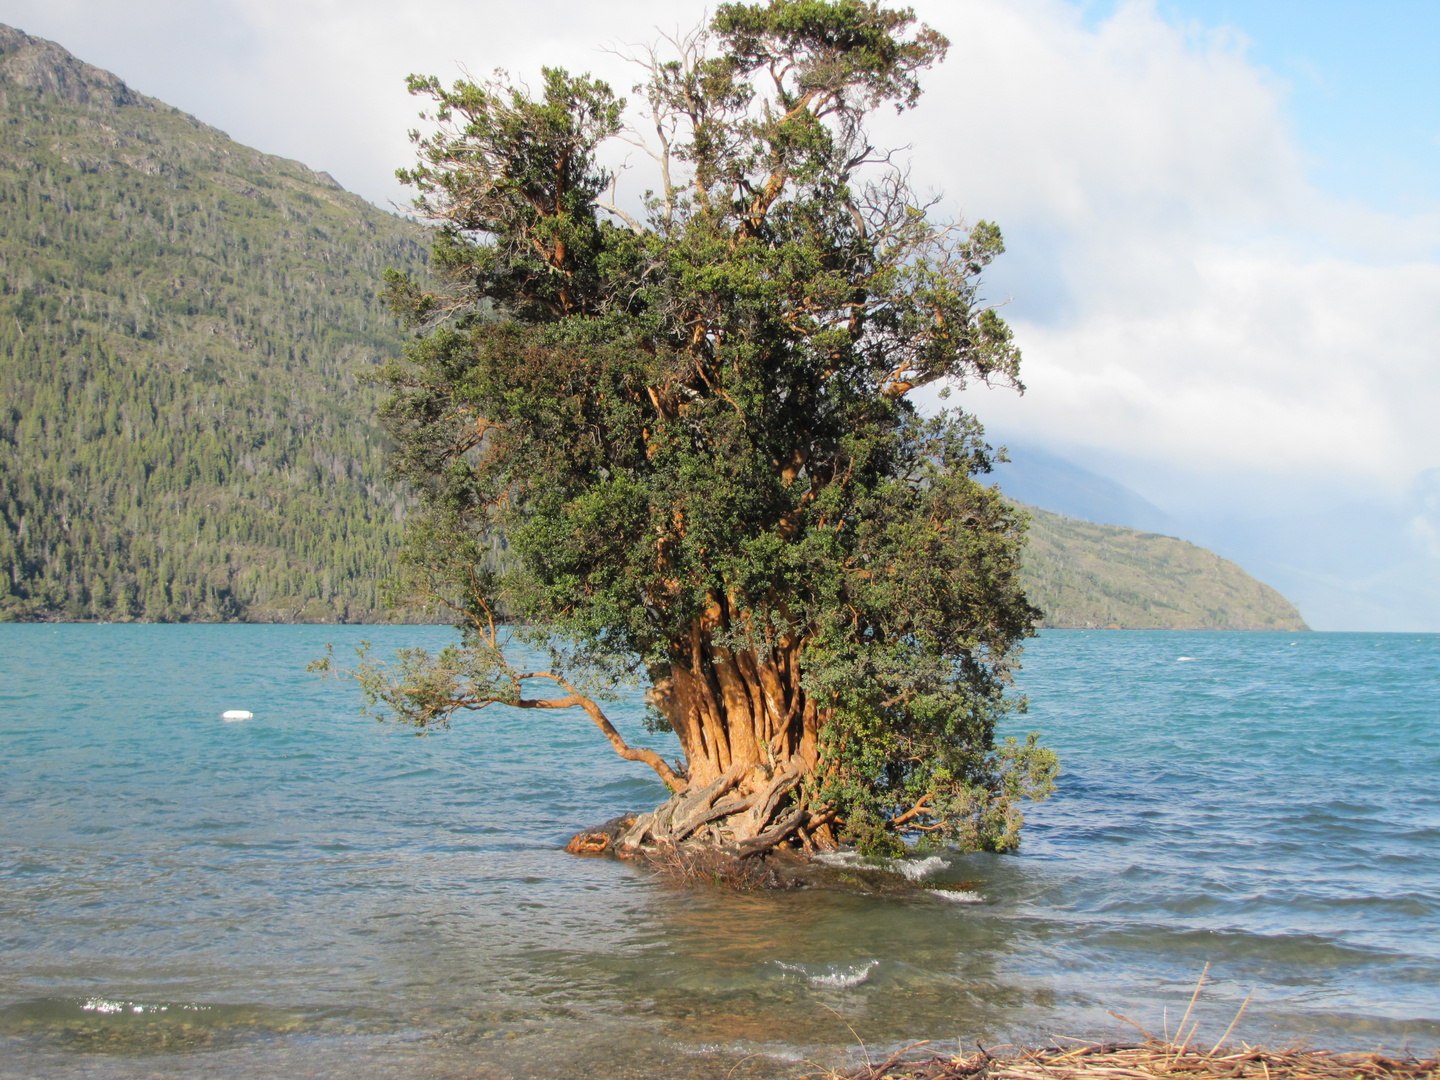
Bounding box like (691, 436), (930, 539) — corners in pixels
(603, 612), (835, 859)
(649, 629), (820, 786)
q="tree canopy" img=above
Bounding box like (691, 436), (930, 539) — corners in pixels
(366, 0), (1056, 857)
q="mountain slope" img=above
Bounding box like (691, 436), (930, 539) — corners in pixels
(0, 24), (428, 622)
(1018, 503), (1309, 630)
(993, 443), (1178, 534)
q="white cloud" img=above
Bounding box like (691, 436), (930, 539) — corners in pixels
(968, 243), (1440, 480)
(0, 0), (711, 207)
(887, 0), (1440, 489)
(911, 0), (1304, 231)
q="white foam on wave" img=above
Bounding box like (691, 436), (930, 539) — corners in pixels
(83, 998), (168, 1015)
(681, 1042), (807, 1062)
(929, 889), (985, 903)
(81, 998), (208, 1017)
(812, 960), (878, 988)
(812, 851), (863, 869)
(774, 959), (879, 988)
(811, 851), (950, 881)
(895, 855), (949, 881)
(1176, 657), (1196, 662)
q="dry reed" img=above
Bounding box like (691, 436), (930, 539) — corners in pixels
(806, 1040), (1437, 1080)
(804, 970), (1436, 1080)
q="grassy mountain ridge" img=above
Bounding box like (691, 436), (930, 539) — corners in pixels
(0, 23), (429, 622)
(1019, 503), (1309, 630)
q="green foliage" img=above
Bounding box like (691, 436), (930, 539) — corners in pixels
(0, 27), (430, 622)
(1018, 503), (1309, 631)
(380, 0), (1055, 853)
(309, 638), (528, 728)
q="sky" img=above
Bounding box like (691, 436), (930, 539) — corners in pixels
(2, 0), (1438, 630)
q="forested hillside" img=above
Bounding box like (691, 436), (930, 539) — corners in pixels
(0, 24), (428, 622)
(1018, 504), (1309, 630)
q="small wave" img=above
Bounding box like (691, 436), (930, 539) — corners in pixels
(811, 851), (949, 881)
(929, 888), (985, 903)
(81, 998), (203, 1015)
(813, 961), (878, 988)
(681, 1042), (807, 1062)
(813, 851), (863, 869)
(1177, 656), (1197, 662)
(895, 855), (949, 881)
(774, 959), (879, 988)
(83, 999), (139, 1015)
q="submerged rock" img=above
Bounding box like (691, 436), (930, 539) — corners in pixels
(563, 814), (638, 856)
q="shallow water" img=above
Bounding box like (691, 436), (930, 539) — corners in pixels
(1, 626), (1436, 1078)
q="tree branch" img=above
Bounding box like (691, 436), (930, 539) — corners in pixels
(520, 673), (686, 791)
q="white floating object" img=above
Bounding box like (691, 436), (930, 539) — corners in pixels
(1176, 656), (1196, 662)
(221, 710), (253, 721)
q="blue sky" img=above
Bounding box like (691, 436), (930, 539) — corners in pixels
(1, 0), (1437, 629)
(1151, 0), (1440, 213)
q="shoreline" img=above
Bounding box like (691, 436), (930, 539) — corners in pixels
(817, 1041), (1439, 1080)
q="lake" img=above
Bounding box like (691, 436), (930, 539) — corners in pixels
(1, 625), (1436, 1078)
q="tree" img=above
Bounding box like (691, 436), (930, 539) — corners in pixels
(359, 0), (1057, 859)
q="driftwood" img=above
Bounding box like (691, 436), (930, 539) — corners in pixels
(807, 967), (1436, 1080)
(811, 1042), (1439, 1080)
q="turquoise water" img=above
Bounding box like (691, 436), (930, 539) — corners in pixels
(0, 626), (1436, 1078)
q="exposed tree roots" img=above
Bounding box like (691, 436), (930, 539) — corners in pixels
(564, 758), (835, 873)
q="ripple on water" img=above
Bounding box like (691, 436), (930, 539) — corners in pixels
(0, 997), (317, 1056)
